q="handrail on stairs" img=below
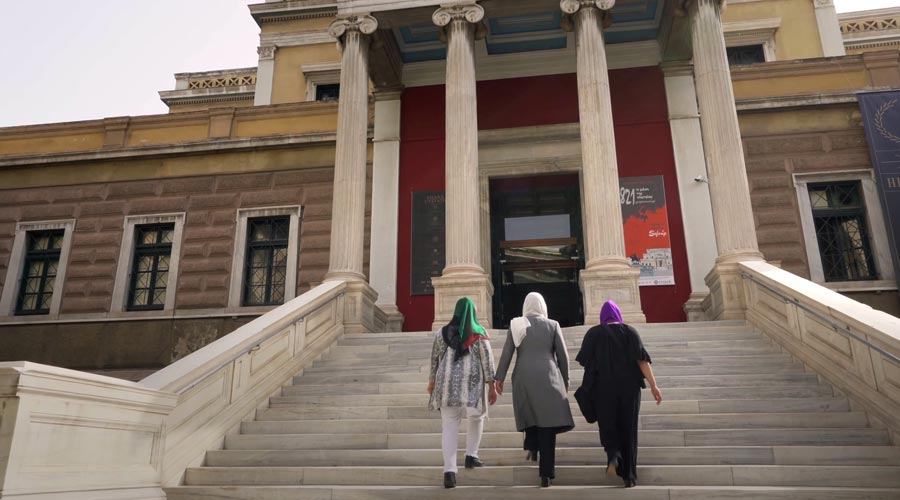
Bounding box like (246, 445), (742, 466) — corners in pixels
(741, 271), (900, 365)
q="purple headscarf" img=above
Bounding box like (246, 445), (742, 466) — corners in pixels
(600, 300), (623, 325)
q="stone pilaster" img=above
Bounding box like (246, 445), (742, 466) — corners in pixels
(561, 0), (644, 324)
(685, 0), (764, 320)
(254, 45), (277, 106)
(813, 0), (846, 57)
(326, 15), (381, 333)
(431, 2), (494, 329)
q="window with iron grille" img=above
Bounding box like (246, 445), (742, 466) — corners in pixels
(315, 83), (340, 102)
(128, 223), (175, 311)
(808, 182), (877, 282)
(243, 216), (290, 306)
(726, 44), (766, 65)
(16, 229), (64, 315)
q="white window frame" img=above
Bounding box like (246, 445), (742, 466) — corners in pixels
(794, 170), (896, 289)
(723, 18), (780, 62)
(110, 213), (186, 313)
(228, 206), (302, 310)
(302, 62), (341, 102)
(0, 219), (76, 317)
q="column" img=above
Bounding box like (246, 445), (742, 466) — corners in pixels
(369, 91), (404, 331)
(430, 2), (494, 329)
(813, 0), (846, 57)
(254, 45), (276, 106)
(326, 15), (381, 333)
(686, 0), (764, 319)
(561, 0), (644, 323)
(662, 62), (719, 321)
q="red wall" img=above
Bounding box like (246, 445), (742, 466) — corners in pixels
(398, 68), (691, 331)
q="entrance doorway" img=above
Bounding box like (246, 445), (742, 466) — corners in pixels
(490, 174), (584, 328)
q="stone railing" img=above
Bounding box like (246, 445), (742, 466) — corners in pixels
(0, 279), (364, 498)
(740, 260), (900, 443)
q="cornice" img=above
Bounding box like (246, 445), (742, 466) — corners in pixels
(250, 0), (337, 27)
(735, 91), (859, 112)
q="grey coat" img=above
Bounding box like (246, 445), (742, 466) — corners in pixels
(495, 316), (575, 432)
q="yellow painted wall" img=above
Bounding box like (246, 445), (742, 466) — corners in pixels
(732, 69), (868, 99)
(0, 132), (105, 156)
(168, 100), (254, 114)
(127, 124), (210, 147)
(738, 107), (860, 136)
(724, 0), (823, 60)
(233, 113), (338, 137)
(260, 17), (333, 35)
(271, 44), (341, 105)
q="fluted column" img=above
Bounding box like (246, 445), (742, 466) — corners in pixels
(430, 2), (493, 329)
(562, 0), (644, 323)
(685, 0), (764, 319)
(326, 15), (381, 333)
(326, 15), (377, 283)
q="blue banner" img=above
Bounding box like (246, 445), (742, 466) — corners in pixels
(858, 91), (900, 291)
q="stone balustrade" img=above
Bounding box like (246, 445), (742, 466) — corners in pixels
(740, 260), (900, 444)
(0, 279), (385, 498)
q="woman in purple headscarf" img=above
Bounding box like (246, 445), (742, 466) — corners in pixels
(575, 300), (662, 488)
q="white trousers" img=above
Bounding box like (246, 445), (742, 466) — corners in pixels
(440, 406), (485, 473)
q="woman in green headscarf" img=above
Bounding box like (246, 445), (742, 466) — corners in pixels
(428, 297), (498, 488)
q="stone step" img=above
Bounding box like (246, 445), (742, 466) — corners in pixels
(282, 374), (821, 399)
(227, 427), (889, 451)
(310, 347), (787, 369)
(203, 446), (900, 467)
(182, 464), (900, 488)
(256, 397), (850, 421)
(329, 339), (775, 359)
(269, 384), (833, 408)
(166, 485), (900, 500)
(296, 355), (800, 378)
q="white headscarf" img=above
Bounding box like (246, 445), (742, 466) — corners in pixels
(510, 292), (548, 347)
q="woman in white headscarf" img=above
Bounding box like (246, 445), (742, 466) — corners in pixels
(494, 292), (575, 487)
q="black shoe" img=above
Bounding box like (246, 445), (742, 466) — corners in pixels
(525, 450), (538, 462)
(541, 476), (552, 488)
(624, 479), (636, 488)
(606, 455), (619, 477)
(465, 455), (484, 469)
(444, 472), (456, 489)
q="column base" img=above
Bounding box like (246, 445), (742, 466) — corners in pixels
(684, 292), (710, 322)
(338, 279), (381, 334)
(431, 273), (494, 331)
(375, 303), (405, 332)
(580, 266), (645, 324)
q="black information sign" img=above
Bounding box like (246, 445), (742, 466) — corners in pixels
(410, 191), (446, 296)
(859, 91), (900, 292)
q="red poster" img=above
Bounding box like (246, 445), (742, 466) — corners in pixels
(620, 175), (675, 286)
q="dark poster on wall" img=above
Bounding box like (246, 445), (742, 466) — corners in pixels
(858, 91), (900, 291)
(410, 191), (446, 295)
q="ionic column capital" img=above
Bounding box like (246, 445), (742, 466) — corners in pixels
(432, 3), (485, 27)
(560, 0), (615, 14)
(328, 14), (378, 47)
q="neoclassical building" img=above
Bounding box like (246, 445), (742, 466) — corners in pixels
(0, 0), (898, 370)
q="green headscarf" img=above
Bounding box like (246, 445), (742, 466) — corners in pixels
(442, 297), (489, 360)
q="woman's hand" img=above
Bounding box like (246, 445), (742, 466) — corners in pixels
(488, 381), (498, 405)
(427, 380), (435, 395)
(495, 380), (504, 395)
(650, 384), (662, 405)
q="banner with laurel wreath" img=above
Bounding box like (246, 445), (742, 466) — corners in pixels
(858, 91), (900, 290)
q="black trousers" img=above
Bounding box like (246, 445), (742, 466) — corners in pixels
(594, 386), (641, 481)
(523, 427), (558, 479)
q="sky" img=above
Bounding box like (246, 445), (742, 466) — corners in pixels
(0, 0), (898, 128)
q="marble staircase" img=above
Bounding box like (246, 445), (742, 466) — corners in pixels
(165, 320), (900, 499)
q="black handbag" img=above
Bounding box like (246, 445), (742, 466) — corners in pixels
(574, 370), (597, 424)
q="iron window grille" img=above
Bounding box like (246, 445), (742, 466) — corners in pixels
(315, 83), (340, 102)
(16, 229), (64, 315)
(808, 182), (877, 282)
(243, 216), (290, 306)
(726, 44), (766, 65)
(127, 223), (175, 311)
